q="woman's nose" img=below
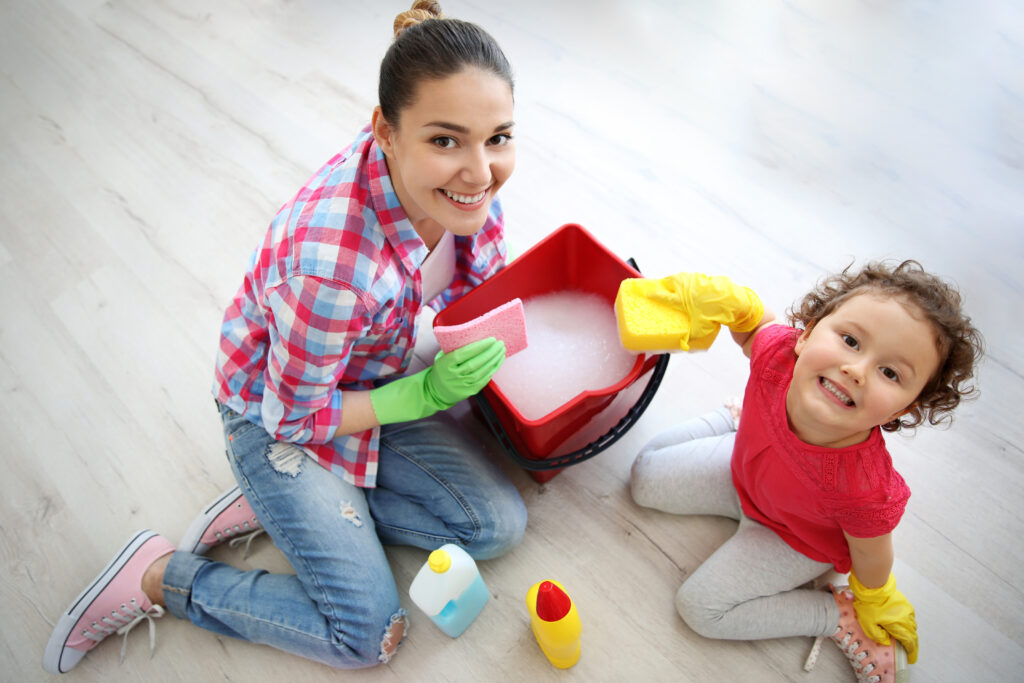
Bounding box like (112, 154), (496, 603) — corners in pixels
(461, 146), (491, 186)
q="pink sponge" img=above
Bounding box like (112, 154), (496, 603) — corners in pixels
(434, 298), (528, 357)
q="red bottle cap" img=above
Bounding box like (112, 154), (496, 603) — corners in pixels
(535, 581), (572, 621)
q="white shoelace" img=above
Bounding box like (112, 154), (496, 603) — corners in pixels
(805, 631), (882, 682)
(81, 598), (165, 663)
(115, 603), (165, 663)
(227, 528), (266, 558)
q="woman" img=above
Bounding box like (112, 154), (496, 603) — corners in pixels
(44, 1), (526, 673)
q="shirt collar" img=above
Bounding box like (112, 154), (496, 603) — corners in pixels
(366, 140), (429, 274)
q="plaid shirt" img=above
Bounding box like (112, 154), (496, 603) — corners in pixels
(214, 125), (507, 487)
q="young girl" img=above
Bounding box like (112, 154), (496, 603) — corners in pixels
(44, 1), (526, 673)
(627, 262), (982, 682)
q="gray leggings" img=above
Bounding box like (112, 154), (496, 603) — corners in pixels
(630, 408), (839, 640)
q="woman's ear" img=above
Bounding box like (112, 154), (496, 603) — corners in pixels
(371, 106), (396, 157)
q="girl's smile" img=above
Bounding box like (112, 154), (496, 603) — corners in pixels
(818, 376), (854, 407)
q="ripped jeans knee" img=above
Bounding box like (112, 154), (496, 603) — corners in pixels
(377, 610), (407, 664)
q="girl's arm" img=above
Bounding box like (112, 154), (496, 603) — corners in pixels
(841, 530), (919, 662)
(843, 530), (895, 587)
(733, 307), (778, 358)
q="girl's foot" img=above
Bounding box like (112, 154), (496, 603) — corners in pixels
(804, 584), (909, 683)
(724, 396), (742, 430)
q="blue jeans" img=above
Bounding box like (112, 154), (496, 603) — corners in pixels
(161, 403), (526, 669)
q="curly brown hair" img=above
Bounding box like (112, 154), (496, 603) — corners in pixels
(788, 260), (983, 432)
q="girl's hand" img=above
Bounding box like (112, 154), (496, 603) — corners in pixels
(849, 571), (919, 664)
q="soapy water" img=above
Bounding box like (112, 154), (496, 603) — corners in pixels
(491, 291), (638, 420)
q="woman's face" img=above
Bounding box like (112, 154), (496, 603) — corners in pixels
(372, 67), (515, 249)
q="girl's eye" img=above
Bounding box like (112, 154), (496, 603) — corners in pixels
(881, 367), (900, 382)
(842, 334), (858, 349)
(432, 136), (457, 149)
(489, 133), (513, 146)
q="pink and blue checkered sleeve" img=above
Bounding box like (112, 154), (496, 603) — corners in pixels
(259, 274), (367, 444)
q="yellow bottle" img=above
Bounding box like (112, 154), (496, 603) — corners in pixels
(525, 579), (581, 669)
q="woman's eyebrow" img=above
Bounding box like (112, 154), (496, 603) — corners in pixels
(423, 121), (515, 133)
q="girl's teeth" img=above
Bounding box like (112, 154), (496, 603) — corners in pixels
(821, 378), (853, 406)
(444, 189), (485, 204)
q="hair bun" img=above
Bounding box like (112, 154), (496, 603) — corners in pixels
(393, 1), (443, 39)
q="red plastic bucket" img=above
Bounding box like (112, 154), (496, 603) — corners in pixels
(433, 224), (668, 482)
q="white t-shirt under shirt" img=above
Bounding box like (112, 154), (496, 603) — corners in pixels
(410, 230), (455, 372)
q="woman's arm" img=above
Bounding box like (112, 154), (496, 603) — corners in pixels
(332, 390), (380, 438)
(843, 530), (895, 587)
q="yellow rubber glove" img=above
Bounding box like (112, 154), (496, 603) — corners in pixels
(615, 272), (763, 352)
(849, 571), (919, 664)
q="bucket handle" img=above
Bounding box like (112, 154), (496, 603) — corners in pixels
(472, 351), (670, 471)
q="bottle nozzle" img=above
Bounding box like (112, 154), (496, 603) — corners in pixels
(535, 580), (571, 621)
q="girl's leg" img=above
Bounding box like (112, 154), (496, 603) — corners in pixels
(675, 516), (839, 640)
(161, 404), (404, 669)
(367, 413), (527, 560)
(630, 407), (741, 518)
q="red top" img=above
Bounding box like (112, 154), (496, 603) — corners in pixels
(731, 325), (911, 572)
(535, 582), (572, 622)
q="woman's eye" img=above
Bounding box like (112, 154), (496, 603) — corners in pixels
(489, 133), (513, 146)
(842, 334), (858, 349)
(432, 136), (457, 149)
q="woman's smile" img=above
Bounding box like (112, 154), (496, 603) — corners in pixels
(441, 187), (490, 209)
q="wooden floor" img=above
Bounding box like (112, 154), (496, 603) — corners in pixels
(3, 1), (1022, 680)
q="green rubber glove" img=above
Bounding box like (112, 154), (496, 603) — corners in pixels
(849, 571), (919, 664)
(369, 337), (506, 425)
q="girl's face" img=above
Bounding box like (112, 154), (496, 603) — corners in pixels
(372, 67), (515, 249)
(786, 293), (942, 448)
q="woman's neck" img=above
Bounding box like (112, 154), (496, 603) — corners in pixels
(415, 220), (446, 251)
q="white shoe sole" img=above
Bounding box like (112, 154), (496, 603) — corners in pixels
(43, 530), (157, 674)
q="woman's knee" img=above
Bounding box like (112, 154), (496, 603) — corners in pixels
(327, 607), (408, 668)
(465, 490), (526, 560)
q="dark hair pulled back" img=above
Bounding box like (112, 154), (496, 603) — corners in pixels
(379, 1), (513, 124)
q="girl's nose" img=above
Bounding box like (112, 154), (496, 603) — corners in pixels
(840, 359), (867, 384)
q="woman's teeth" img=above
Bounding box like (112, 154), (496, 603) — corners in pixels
(444, 189), (486, 204)
(821, 378), (854, 406)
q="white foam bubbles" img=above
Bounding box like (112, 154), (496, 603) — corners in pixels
(491, 290), (638, 420)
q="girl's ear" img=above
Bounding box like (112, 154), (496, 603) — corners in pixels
(793, 323), (814, 357)
(371, 106), (396, 156)
(887, 402), (917, 424)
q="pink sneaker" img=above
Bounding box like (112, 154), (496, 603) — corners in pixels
(43, 530), (173, 674)
(178, 485), (264, 555)
(805, 584), (909, 682)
